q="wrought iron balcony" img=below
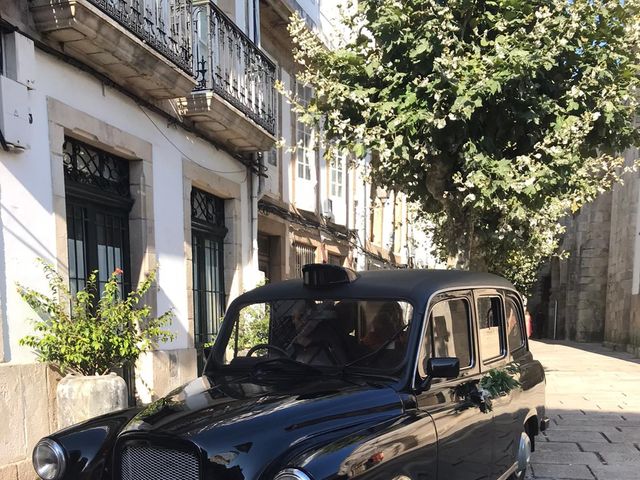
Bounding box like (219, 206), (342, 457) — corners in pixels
(178, 1), (277, 152)
(30, 0), (197, 99)
(86, 0), (193, 74)
(194, 2), (276, 134)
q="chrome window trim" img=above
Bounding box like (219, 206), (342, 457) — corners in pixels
(505, 293), (527, 353)
(417, 295), (475, 378)
(475, 292), (508, 365)
(411, 285), (523, 390)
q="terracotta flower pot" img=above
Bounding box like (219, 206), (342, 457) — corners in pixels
(56, 373), (128, 429)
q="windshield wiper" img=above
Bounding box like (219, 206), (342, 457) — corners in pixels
(333, 368), (399, 383)
(343, 323), (410, 369)
(251, 357), (324, 378)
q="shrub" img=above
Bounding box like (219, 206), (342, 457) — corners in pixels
(18, 261), (175, 375)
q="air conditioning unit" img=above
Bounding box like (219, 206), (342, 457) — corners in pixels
(0, 75), (31, 152)
(322, 198), (334, 220)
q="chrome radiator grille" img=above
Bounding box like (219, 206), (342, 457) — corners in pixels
(120, 444), (200, 480)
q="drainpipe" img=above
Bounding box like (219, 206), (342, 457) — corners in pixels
(249, 155), (260, 288)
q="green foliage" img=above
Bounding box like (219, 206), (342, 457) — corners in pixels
(234, 303), (270, 351)
(18, 260), (175, 375)
(480, 365), (522, 398)
(288, 0), (640, 291)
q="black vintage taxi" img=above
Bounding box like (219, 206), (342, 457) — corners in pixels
(32, 264), (547, 480)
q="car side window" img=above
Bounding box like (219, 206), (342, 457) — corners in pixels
(476, 295), (505, 363)
(419, 297), (472, 377)
(505, 296), (525, 352)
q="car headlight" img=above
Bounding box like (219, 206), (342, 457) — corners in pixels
(33, 438), (66, 480)
(274, 468), (313, 480)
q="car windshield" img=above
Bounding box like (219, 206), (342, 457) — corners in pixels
(216, 299), (414, 372)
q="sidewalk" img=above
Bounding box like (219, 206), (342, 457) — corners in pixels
(528, 340), (640, 480)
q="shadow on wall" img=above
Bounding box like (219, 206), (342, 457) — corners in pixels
(0, 198), (8, 361)
(0, 202), (59, 362)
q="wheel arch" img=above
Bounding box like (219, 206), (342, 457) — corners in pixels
(523, 409), (540, 450)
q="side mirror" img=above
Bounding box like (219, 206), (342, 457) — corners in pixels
(427, 357), (460, 379)
(416, 357), (460, 393)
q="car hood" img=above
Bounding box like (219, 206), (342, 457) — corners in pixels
(119, 374), (404, 478)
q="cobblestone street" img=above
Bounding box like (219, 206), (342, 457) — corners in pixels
(528, 340), (640, 479)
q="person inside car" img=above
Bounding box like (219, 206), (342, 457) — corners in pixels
(360, 301), (407, 366)
(288, 301), (348, 365)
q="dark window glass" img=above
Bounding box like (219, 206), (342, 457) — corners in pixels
(506, 297), (525, 352)
(419, 298), (472, 377)
(219, 299), (413, 372)
(63, 136), (133, 402)
(191, 188), (227, 372)
(328, 254), (343, 266)
(477, 296), (505, 362)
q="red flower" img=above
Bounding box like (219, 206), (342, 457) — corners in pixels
(113, 268), (124, 276)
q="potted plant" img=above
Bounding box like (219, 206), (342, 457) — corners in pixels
(18, 261), (174, 428)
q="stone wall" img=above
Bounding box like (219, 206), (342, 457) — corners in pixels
(604, 149), (639, 351)
(539, 147), (640, 356)
(548, 192), (612, 342)
(0, 364), (59, 480)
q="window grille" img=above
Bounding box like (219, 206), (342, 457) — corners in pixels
(294, 242), (316, 278)
(63, 138), (131, 200)
(63, 137), (132, 296)
(63, 136), (134, 403)
(191, 188), (227, 373)
(191, 187), (225, 231)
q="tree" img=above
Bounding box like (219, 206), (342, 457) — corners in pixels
(288, 0), (640, 290)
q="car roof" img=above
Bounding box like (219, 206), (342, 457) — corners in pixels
(234, 269), (517, 309)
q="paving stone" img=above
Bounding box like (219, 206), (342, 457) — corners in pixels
(543, 430), (611, 443)
(531, 463), (595, 479)
(599, 431), (640, 443)
(598, 451), (640, 465)
(550, 424), (620, 433)
(579, 442), (640, 454)
(535, 442), (582, 453)
(528, 341), (640, 479)
(528, 451), (600, 465)
(589, 464), (640, 480)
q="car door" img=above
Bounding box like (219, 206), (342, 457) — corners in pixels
(474, 289), (516, 479)
(415, 291), (494, 480)
(495, 292), (531, 476)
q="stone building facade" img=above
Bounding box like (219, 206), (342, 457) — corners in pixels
(536, 147), (640, 356)
(0, 0), (437, 476)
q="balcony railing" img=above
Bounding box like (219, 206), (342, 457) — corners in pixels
(87, 0), (193, 74)
(193, 2), (277, 135)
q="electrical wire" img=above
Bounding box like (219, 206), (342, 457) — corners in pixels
(10, 23), (260, 172)
(258, 198), (399, 268)
(137, 104), (248, 183)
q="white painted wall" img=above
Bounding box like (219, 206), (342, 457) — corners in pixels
(0, 82), (56, 363)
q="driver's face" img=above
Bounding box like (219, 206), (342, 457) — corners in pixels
(291, 304), (308, 331)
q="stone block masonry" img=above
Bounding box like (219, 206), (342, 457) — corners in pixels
(0, 363), (60, 479)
